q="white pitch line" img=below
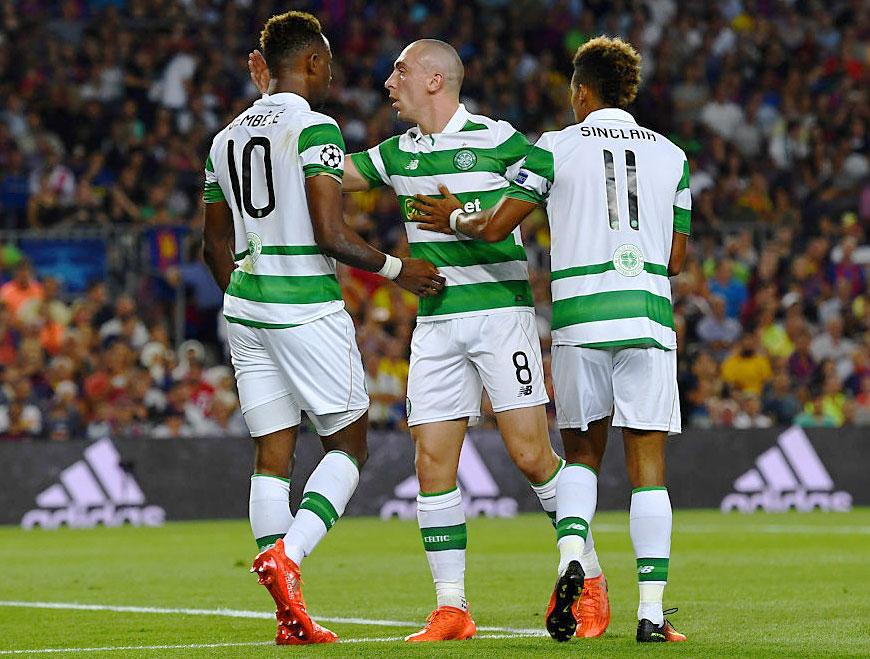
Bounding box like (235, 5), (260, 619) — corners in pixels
(592, 523), (870, 535)
(0, 601), (544, 636)
(0, 633), (543, 655)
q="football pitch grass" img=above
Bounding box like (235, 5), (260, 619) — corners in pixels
(1, 510), (868, 657)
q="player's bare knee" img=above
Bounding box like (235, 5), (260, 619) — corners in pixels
(512, 445), (557, 484)
(322, 415), (369, 469)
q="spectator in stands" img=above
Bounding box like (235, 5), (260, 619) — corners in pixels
(696, 295), (742, 360)
(99, 295), (149, 349)
(721, 332), (774, 395)
(708, 260), (748, 319)
(810, 316), (857, 381)
(788, 330), (819, 388)
(0, 261), (43, 317)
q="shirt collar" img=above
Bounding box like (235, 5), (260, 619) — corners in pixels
(254, 92), (311, 110)
(411, 103), (470, 142)
(582, 108), (637, 124)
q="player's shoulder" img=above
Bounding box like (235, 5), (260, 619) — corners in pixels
(634, 123), (686, 160)
(533, 126), (575, 152)
(464, 112), (520, 144)
(296, 108), (341, 131)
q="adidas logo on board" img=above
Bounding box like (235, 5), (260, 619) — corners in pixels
(21, 438), (166, 530)
(720, 427), (852, 513)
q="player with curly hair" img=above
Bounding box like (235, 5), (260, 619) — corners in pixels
(202, 10), (443, 646)
(413, 36), (690, 643)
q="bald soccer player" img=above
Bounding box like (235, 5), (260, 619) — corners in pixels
(249, 39), (610, 642)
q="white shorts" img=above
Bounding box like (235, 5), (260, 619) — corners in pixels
(552, 345), (681, 434)
(227, 310), (368, 437)
(407, 310), (549, 426)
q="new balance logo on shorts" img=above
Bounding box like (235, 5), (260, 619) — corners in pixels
(517, 385), (533, 397)
(720, 427), (852, 513)
(21, 438), (166, 530)
(379, 437), (518, 519)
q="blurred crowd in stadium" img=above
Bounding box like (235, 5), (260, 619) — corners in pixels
(0, 0), (867, 438)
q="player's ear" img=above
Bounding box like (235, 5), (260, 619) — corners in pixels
(429, 72), (443, 93)
(305, 50), (319, 76)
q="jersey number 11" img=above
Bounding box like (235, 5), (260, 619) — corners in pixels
(602, 149), (639, 231)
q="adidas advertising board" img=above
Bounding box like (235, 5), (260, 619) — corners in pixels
(0, 428), (865, 526)
(720, 427), (852, 513)
(21, 439), (166, 530)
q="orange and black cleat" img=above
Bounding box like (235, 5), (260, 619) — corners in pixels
(572, 572), (610, 638)
(636, 608), (687, 642)
(545, 560), (585, 641)
(251, 539), (338, 645)
(405, 606), (476, 642)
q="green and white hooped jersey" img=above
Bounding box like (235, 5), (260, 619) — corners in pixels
(350, 105), (534, 321)
(203, 92), (346, 328)
(508, 108), (691, 350)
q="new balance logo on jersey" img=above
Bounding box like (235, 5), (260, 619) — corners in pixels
(21, 438), (166, 530)
(517, 385), (533, 397)
(380, 436), (518, 519)
(720, 427), (852, 513)
(405, 159), (419, 170)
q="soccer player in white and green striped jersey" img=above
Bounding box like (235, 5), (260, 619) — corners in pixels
(203, 12), (443, 646)
(343, 40), (611, 642)
(413, 37), (689, 643)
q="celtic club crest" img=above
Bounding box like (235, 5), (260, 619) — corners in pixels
(453, 149), (477, 171)
(612, 244), (644, 277)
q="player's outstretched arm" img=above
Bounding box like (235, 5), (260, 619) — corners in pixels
(412, 184), (537, 242)
(306, 174), (445, 296)
(202, 200), (236, 291)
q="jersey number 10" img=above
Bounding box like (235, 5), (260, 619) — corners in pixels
(603, 149), (639, 231)
(228, 137), (276, 219)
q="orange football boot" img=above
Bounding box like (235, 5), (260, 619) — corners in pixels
(405, 606), (476, 642)
(251, 539), (338, 645)
(572, 573), (610, 637)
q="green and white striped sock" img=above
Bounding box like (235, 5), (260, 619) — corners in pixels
(555, 463), (598, 575)
(417, 487), (467, 611)
(530, 458), (564, 528)
(631, 487), (672, 626)
(283, 451), (359, 565)
(249, 474), (292, 550)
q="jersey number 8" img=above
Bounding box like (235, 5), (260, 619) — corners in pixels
(228, 137), (276, 219)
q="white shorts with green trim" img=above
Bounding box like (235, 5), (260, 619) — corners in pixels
(552, 345), (680, 434)
(406, 309), (549, 427)
(228, 310), (369, 437)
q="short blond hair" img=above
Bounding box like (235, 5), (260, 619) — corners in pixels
(572, 36), (641, 108)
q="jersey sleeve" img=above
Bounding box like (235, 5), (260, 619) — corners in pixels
(349, 146), (390, 189)
(504, 133), (555, 206)
(298, 120), (346, 180)
(202, 147), (226, 204)
(494, 121), (532, 182)
(673, 159), (691, 235)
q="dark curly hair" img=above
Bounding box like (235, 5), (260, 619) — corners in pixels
(259, 11), (324, 71)
(572, 36), (641, 109)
